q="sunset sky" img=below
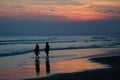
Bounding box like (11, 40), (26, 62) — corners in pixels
(0, 0), (120, 35)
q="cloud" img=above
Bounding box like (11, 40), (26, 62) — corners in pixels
(89, 2), (120, 19)
(0, 0), (120, 22)
(24, 0), (84, 6)
(0, 0), (84, 7)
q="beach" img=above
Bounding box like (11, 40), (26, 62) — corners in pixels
(25, 55), (120, 80)
(0, 0), (120, 79)
(0, 48), (120, 80)
(25, 48), (120, 80)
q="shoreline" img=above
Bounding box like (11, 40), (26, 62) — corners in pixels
(0, 47), (119, 57)
(0, 48), (120, 80)
(24, 55), (120, 80)
(0, 47), (119, 69)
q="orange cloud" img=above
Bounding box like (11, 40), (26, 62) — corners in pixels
(0, 0), (120, 21)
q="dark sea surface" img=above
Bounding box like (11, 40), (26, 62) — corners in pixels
(0, 35), (120, 57)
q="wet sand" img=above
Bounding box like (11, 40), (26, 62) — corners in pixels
(25, 55), (120, 80)
(0, 57), (108, 80)
(0, 48), (120, 80)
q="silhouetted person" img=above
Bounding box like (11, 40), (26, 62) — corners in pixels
(35, 44), (40, 58)
(35, 58), (40, 75)
(45, 42), (50, 57)
(46, 57), (50, 74)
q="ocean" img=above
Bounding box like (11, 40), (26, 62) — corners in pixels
(0, 35), (120, 80)
(0, 35), (120, 57)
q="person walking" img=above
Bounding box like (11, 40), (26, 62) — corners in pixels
(35, 44), (40, 58)
(45, 42), (50, 57)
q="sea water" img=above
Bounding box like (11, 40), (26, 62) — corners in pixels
(0, 35), (120, 57)
(0, 35), (120, 79)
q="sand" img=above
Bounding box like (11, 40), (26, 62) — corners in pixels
(24, 55), (120, 80)
(0, 48), (120, 80)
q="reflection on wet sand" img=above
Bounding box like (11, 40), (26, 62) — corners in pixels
(0, 48), (110, 80)
(35, 58), (40, 75)
(0, 55), (108, 80)
(46, 57), (50, 74)
(51, 58), (108, 73)
(34, 57), (51, 76)
(34, 56), (107, 76)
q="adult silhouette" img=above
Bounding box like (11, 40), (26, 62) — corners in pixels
(46, 57), (50, 74)
(35, 58), (40, 75)
(35, 44), (40, 58)
(45, 42), (50, 57)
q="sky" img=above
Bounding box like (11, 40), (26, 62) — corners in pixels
(0, 0), (120, 35)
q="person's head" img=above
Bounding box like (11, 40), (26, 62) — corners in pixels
(36, 44), (39, 46)
(46, 42), (48, 45)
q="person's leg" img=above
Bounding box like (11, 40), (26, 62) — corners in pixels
(36, 53), (39, 59)
(36, 55), (37, 59)
(47, 53), (49, 57)
(38, 54), (39, 58)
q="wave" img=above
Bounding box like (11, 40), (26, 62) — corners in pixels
(0, 44), (119, 57)
(0, 49), (33, 57)
(0, 35), (120, 45)
(0, 35), (120, 57)
(0, 40), (76, 45)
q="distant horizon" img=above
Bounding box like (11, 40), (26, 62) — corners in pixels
(0, 34), (120, 36)
(0, 0), (120, 35)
